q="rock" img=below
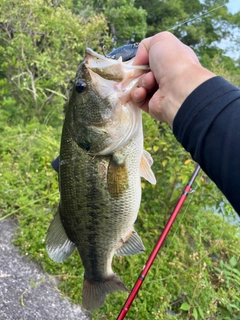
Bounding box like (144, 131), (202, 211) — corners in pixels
(0, 217), (91, 320)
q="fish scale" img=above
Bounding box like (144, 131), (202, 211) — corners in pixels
(46, 47), (156, 311)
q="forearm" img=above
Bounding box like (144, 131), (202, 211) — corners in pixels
(173, 76), (240, 214)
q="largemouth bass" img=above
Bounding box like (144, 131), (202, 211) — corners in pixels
(46, 47), (156, 311)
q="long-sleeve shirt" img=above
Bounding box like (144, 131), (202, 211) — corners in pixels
(173, 76), (240, 215)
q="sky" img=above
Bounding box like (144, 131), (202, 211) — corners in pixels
(197, 1), (239, 60)
(222, 1), (240, 60)
(227, 0), (240, 14)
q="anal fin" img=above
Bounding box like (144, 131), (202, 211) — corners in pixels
(116, 230), (145, 256)
(46, 209), (76, 262)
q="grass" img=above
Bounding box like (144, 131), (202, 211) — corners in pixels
(0, 115), (239, 319)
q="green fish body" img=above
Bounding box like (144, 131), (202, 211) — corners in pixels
(46, 48), (156, 311)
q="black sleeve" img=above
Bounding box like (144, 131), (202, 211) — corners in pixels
(173, 76), (240, 215)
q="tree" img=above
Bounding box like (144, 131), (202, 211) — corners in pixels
(0, 1), (239, 319)
(134, 0), (239, 70)
(72, 0), (147, 46)
(0, 0), (108, 123)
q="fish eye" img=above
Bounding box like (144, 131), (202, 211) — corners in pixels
(75, 80), (87, 93)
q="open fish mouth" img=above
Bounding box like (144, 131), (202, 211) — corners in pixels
(74, 47), (151, 157)
(85, 47), (149, 82)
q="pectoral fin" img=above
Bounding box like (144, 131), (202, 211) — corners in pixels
(116, 230), (145, 256)
(46, 209), (76, 262)
(51, 156), (59, 173)
(140, 150), (156, 184)
(107, 158), (128, 198)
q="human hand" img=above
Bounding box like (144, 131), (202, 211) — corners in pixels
(131, 32), (215, 126)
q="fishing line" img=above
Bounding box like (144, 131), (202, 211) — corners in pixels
(167, 4), (225, 31)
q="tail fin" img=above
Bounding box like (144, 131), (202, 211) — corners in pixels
(82, 274), (128, 311)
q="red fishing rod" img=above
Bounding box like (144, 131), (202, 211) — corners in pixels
(117, 164), (201, 320)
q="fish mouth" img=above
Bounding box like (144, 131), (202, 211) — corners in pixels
(85, 47), (150, 99)
(76, 47), (148, 156)
(85, 47), (149, 67)
(85, 47), (149, 81)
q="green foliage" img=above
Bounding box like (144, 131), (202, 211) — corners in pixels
(96, 0), (147, 45)
(0, 0), (238, 129)
(0, 116), (60, 221)
(213, 258), (240, 319)
(0, 0), (109, 124)
(134, 0), (239, 70)
(72, 0), (147, 45)
(0, 1), (239, 319)
(1, 111), (239, 319)
(209, 55), (240, 86)
(135, 0), (236, 44)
